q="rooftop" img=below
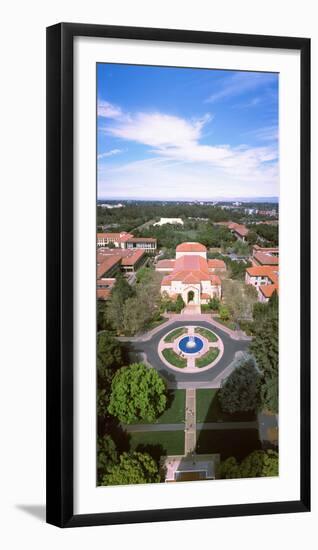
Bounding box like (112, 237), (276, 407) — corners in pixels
(176, 242), (207, 253)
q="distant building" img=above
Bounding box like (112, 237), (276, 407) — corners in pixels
(96, 248), (147, 300)
(97, 232), (157, 252)
(126, 237), (157, 253)
(99, 203), (124, 209)
(156, 242), (221, 305)
(228, 222), (249, 242)
(153, 217), (184, 226)
(251, 245), (279, 267)
(245, 265), (279, 302)
(97, 232), (134, 248)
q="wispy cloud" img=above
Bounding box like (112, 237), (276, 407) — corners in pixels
(244, 125), (278, 142)
(98, 99), (122, 119)
(205, 72), (277, 104)
(97, 149), (123, 160)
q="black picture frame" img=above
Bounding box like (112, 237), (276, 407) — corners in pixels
(46, 22), (311, 528)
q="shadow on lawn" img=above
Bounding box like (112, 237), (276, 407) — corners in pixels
(196, 389), (261, 461)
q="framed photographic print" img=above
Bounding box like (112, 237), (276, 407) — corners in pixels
(46, 23), (310, 527)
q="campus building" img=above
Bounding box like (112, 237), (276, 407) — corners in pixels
(97, 232), (157, 253)
(156, 242), (222, 305)
(251, 244), (279, 267)
(245, 265), (279, 302)
(96, 248), (147, 300)
(153, 217), (184, 226)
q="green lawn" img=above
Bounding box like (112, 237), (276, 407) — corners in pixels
(129, 430), (185, 456)
(214, 316), (237, 330)
(162, 348), (187, 368)
(196, 347), (219, 368)
(164, 327), (187, 343)
(138, 390), (185, 424)
(196, 389), (256, 422)
(196, 429), (261, 460)
(195, 327), (218, 342)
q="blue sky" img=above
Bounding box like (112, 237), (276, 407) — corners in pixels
(97, 64), (278, 201)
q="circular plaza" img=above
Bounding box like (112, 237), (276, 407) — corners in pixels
(158, 325), (224, 373)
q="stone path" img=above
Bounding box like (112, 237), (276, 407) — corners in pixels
(185, 389), (196, 453)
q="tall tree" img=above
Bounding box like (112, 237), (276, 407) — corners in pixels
(101, 452), (160, 486)
(218, 359), (261, 414)
(218, 450), (278, 479)
(250, 294), (279, 412)
(106, 274), (135, 334)
(108, 363), (167, 424)
(97, 435), (118, 483)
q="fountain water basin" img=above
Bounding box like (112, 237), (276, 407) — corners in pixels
(178, 335), (204, 354)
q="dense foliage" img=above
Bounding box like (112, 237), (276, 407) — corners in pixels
(108, 363), (167, 424)
(218, 359), (261, 413)
(218, 450), (279, 479)
(249, 293), (279, 412)
(101, 452), (160, 485)
(97, 434), (118, 483)
(106, 270), (162, 335)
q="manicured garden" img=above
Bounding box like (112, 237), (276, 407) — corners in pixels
(163, 327), (187, 343)
(195, 327), (218, 342)
(196, 347), (219, 368)
(162, 348), (187, 368)
(196, 429), (261, 460)
(196, 389), (256, 422)
(128, 430), (185, 456)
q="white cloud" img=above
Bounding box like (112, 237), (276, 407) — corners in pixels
(98, 100), (122, 119)
(205, 72), (276, 104)
(106, 112), (212, 148)
(97, 149), (122, 160)
(98, 102), (278, 200)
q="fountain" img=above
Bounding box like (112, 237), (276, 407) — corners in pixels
(178, 334), (204, 354)
(186, 335), (196, 349)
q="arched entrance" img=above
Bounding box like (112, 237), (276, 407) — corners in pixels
(187, 290), (195, 303)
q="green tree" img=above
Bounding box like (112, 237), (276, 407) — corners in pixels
(218, 359), (261, 413)
(101, 452), (160, 486)
(219, 305), (230, 321)
(106, 275), (135, 334)
(250, 294), (279, 412)
(175, 294), (185, 313)
(97, 331), (123, 379)
(222, 279), (258, 323)
(121, 270), (162, 335)
(97, 435), (118, 483)
(218, 450), (278, 479)
(108, 363), (167, 423)
(209, 296), (220, 311)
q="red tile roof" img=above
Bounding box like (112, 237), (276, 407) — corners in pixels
(208, 259), (226, 270)
(253, 251), (279, 266)
(259, 284), (279, 298)
(97, 256), (121, 278)
(121, 249), (145, 266)
(230, 223), (249, 237)
(176, 242), (207, 253)
(97, 232), (134, 242)
(246, 265), (278, 284)
(156, 259), (175, 269)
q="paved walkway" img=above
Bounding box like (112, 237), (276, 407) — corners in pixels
(123, 420), (257, 432)
(185, 389), (196, 453)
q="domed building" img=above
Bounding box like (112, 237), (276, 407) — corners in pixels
(156, 242), (225, 306)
